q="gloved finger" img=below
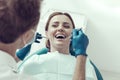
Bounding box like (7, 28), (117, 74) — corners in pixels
(34, 40), (40, 43)
(85, 35), (89, 44)
(78, 29), (83, 36)
(80, 28), (84, 33)
(72, 29), (78, 36)
(36, 32), (42, 39)
(34, 32), (42, 43)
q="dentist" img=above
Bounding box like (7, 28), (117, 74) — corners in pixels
(0, 0), (42, 79)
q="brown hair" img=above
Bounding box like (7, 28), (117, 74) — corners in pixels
(0, 0), (42, 43)
(45, 12), (75, 50)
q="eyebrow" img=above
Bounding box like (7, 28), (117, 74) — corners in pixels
(52, 21), (70, 25)
(53, 21), (59, 24)
(63, 22), (70, 25)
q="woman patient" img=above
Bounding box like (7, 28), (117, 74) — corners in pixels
(19, 12), (97, 80)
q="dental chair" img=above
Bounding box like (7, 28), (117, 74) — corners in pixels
(17, 32), (103, 80)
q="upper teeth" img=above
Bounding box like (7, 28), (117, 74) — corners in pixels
(55, 34), (66, 38)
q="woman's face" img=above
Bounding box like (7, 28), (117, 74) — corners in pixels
(46, 15), (74, 49)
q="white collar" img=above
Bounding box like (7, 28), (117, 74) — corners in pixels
(48, 51), (70, 54)
(0, 50), (17, 72)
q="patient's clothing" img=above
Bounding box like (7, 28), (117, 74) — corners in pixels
(19, 51), (97, 80)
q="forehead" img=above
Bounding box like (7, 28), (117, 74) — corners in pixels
(49, 15), (73, 24)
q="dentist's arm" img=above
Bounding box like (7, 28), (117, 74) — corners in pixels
(16, 32), (42, 61)
(72, 29), (89, 80)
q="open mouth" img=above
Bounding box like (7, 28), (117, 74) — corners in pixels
(55, 34), (66, 39)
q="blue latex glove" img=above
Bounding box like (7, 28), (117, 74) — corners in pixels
(71, 29), (89, 57)
(16, 32), (42, 60)
(34, 32), (42, 43)
(16, 44), (32, 60)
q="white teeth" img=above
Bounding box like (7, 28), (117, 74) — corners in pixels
(55, 34), (66, 39)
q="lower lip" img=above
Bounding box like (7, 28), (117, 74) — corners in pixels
(56, 38), (65, 40)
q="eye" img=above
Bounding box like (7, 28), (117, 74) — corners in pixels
(64, 25), (70, 28)
(52, 24), (58, 27)
(63, 23), (70, 28)
(52, 22), (59, 27)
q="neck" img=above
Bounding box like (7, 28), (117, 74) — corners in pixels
(50, 46), (70, 55)
(0, 43), (17, 58)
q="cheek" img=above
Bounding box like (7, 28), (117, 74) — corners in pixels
(46, 29), (55, 38)
(67, 29), (73, 35)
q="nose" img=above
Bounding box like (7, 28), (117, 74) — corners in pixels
(57, 25), (64, 32)
(58, 29), (64, 32)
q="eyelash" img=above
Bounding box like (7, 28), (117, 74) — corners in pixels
(52, 24), (58, 27)
(51, 24), (70, 28)
(63, 25), (70, 28)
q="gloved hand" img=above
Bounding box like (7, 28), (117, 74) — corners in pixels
(16, 44), (32, 60)
(71, 29), (89, 57)
(34, 32), (42, 43)
(16, 32), (42, 60)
